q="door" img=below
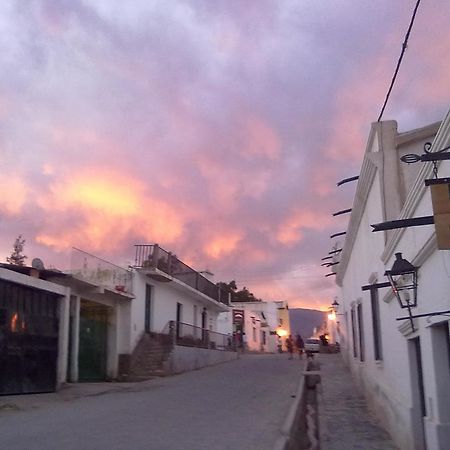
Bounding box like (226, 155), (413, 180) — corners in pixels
(176, 302), (183, 339)
(145, 285), (152, 333)
(78, 300), (108, 382)
(0, 281), (59, 395)
(201, 308), (207, 343)
(409, 337), (427, 450)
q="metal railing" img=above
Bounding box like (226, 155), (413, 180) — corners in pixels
(170, 321), (235, 352)
(134, 244), (229, 305)
(70, 248), (133, 294)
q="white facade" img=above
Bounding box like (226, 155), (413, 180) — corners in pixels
(129, 269), (229, 351)
(336, 116), (450, 450)
(218, 300), (289, 353)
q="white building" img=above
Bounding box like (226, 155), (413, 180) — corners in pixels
(126, 244), (234, 375)
(335, 115), (450, 450)
(218, 300), (291, 353)
(0, 244), (235, 394)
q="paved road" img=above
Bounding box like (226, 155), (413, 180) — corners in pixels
(0, 354), (305, 450)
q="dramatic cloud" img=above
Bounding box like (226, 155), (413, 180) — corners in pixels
(1, 0), (450, 309)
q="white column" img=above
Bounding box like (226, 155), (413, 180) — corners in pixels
(69, 295), (81, 382)
(57, 288), (71, 387)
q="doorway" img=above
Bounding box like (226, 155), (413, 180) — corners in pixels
(0, 282), (59, 395)
(201, 308), (207, 343)
(408, 337), (427, 450)
(176, 302), (183, 339)
(145, 285), (152, 333)
(78, 300), (108, 381)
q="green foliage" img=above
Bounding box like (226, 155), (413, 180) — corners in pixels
(6, 235), (27, 266)
(216, 280), (261, 302)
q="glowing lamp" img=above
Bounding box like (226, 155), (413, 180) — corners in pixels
(277, 329), (288, 337)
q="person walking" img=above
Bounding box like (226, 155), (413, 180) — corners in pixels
(242, 332), (248, 352)
(295, 333), (304, 359)
(286, 335), (294, 360)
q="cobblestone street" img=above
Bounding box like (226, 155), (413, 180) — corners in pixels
(317, 353), (398, 450)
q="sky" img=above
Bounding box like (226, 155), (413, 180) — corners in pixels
(1, 0), (450, 310)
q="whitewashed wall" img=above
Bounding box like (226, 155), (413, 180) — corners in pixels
(337, 118), (450, 450)
(130, 271), (227, 351)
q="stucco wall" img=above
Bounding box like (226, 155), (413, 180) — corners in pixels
(337, 117), (450, 450)
(168, 345), (238, 374)
(130, 272), (225, 351)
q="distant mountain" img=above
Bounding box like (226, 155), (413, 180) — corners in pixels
(289, 308), (327, 338)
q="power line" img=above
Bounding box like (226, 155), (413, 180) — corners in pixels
(377, 0), (422, 122)
(234, 274), (326, 283)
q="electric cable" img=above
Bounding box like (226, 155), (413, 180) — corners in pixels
(377, 0), (422, 122)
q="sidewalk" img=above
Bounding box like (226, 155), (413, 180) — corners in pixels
(0, 380), (153, 413)
(317, 353), (397, 450)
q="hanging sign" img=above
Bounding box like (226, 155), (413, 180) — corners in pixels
(425, 178), (450, 250)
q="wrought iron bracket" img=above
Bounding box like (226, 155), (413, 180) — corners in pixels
(361, 282), (391, 291)
(337, 175), (359, 187)
(333, 208), (352, 217)
(371, 216), (434, 232)
(401, 142), (450, 179)
(330, 231), (346, 239)
(396, 309), (450, 321)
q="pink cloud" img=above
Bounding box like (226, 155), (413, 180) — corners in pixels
(240, 116), (281, 160)
(35, 168), (184, 252)
(0, 175), (28, 216)
(276, 210), (334, 246)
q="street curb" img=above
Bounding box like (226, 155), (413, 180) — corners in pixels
(273, 367), (307, 450)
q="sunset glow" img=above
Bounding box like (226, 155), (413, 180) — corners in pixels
(1, 1), (450, 310)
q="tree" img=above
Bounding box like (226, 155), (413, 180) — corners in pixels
(216, 280), (261, 302)
(233, 286), (261, 302)
(216, 280), (238, 294)
(6, 235), (27, 266)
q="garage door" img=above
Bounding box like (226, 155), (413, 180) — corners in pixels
(0, 280), (60, 395)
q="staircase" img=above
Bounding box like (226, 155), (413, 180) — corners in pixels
(126, 332), (173, 381)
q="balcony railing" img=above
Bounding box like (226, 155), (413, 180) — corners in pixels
(71, 248), (133, 295)
(134, 244), (229, 305)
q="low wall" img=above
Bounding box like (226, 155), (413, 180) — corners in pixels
(168, 345), (238, 374)
(274, 360), (319, 450)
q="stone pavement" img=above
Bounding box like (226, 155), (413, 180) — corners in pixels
(317, 353), (398, 450)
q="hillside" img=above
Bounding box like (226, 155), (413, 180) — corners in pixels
(289, 308), (327, 339)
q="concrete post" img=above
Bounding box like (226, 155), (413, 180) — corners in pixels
(69, 295), (80, 382)
(57, 288), (71, 387)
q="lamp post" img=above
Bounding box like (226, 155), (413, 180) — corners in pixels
(326, 299), (341, 344)
(384, 252), (418, 330)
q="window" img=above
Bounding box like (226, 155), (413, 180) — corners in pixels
(357, 303), (365, 362)
(252, 327), (256, 341)
(351, 307), (358, 358)
(370, 288), (383, 360)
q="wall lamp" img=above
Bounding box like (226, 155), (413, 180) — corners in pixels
(384, 252), (418, 330)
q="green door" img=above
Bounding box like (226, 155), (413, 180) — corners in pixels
(78, 301), (108, 381)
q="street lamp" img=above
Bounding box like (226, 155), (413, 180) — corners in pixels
(384, 252), (418, 329)
(328, 300), (339, 321)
